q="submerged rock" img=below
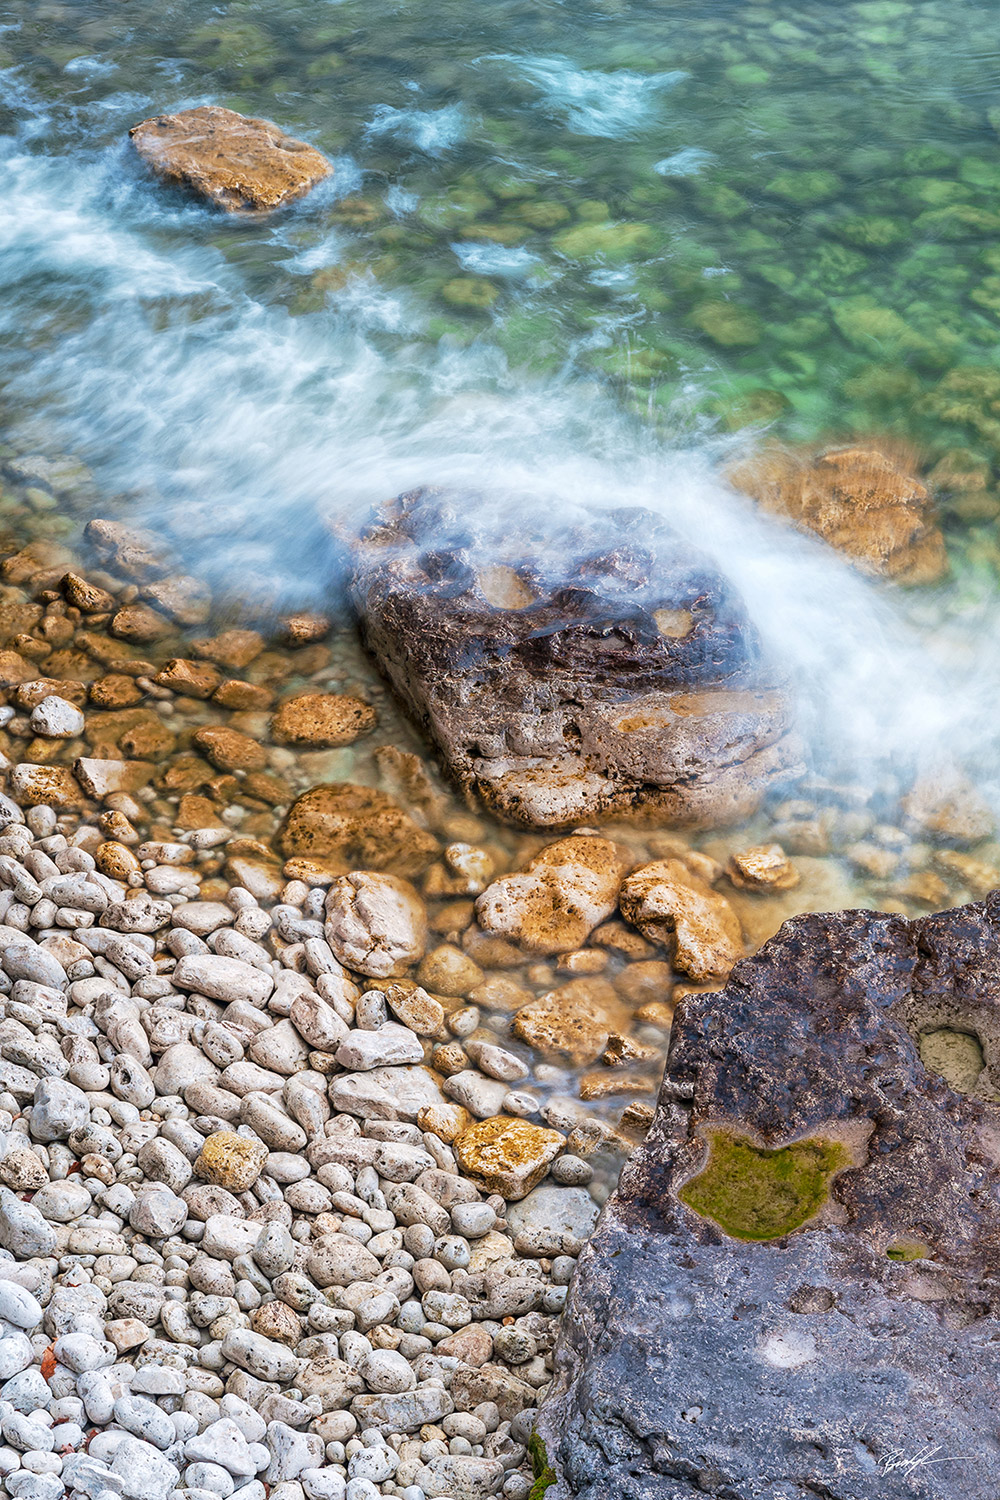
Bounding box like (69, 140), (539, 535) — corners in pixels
(353, 489), (801, 830)
(731, 444), (947, 584)
(129, 105), (331, 213)
(539, 898), (1000, 1498)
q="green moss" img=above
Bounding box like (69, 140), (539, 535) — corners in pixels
(693, 183), (750, 220)
(831, 214), (909, 248)
(765, 169), (842, 205)
(690, 300), (763, 347)
(899, 176), (968, 208)
(440, 278), (499, 310)
(679, 1129), (850, 1241)
(902, 145), (955, 173)
(971, 277), (1000, 318)
(914, 205), (1000, 239)
(959, 157), (1000, 192)
(832, 298), (936, 360)
(552, 220), (658, 261)
(517, 201), (571, 230)
(527, 1433), (556, 1500)
(886, 1239), (930, 1262)
(724, 63), (771, 85)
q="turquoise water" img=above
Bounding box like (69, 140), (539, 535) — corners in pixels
(3, 0), (1000, 783)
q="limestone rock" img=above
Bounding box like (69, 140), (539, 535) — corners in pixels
(727, 842), (798, 891)
(353, 490), (801, 830)
(279, 782), (439, 877)
(129, 105), (331, 213)
(539, 899), (1000, 1499)
(324, 872), (427, 978)
(271, 693), (376, 747)
(732, 444), (947, 584)
(455, 1116), (565, 1200)
(195, 1131), (268, 1191)
(619, 858), (744, 982)
(512, 978), (632, 1067)
(475, 835), (631, 955)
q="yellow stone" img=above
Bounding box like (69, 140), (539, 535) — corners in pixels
(194, 1131), (268, 1191)
(454, 1116), (564, 1201)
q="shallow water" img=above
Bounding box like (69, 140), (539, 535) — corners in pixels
(4, 0), (1000, 1144)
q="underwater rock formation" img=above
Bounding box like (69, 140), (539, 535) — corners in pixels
(352, 489), (802, 830)
(538, 898), (1000, 1498)
(129, 105), (331, 212)
(731, 445), (948, 584)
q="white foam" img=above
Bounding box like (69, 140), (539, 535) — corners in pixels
(487, 54), (687, 137)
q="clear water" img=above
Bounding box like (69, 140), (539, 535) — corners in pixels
(2, 0), (1000, 781)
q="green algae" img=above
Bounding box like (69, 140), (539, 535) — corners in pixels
(527, 1433), (556, 1500)
(765, 169), (842, 205)
(441, 278), (499, 309)
(690, 301), (763, 347)
(679, 1130), (851, 1241)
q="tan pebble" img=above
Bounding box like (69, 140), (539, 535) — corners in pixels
(435, 1324), (493, 1366)
(475, 834), (631, 956)
(96, 841), (142, 881)
(619, 859), (743, 984)
(386, 983), (446, 1036)
(416, 944), (484, 998)
(556, 949), (608, 974)
(251, 1301), (301, 1345)
(271, 692), (376, 748)
(191, 628), (265, 670)
(602, 1033), (663, 1067)
(578, 1071), (657, 1100)
(153, 658), (222, 699)
(213, 680), (274, 710)
(194, 1130), (268, 1190)
(633, 1000), (676, 1030)
(62, 571), (116, 613)
(455, 1116), (565, 1201)
(141, 575), (211, 626)
(193, 726), (268, 772)
(613, 960), (674, 1008)
(890, 871), (950, 907)
(176, 793), (224, 830)
(110, 603), (173, 642)
(428, 899), (476, 938)
(417, 1101), (474, 1144)
(99, 809), (140, 844)
(8, 763), (82, 808)
(619, 1101), (656, 1139)
(278, 611), (330, 647)
(89, 673), (143, 708)
(933, 849), (1000, 897)
(279, 782), (438, 877)
(727, 843), (798, 891)
(512, 978), (631, 1068)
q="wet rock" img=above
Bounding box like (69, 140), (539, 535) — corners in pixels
(512, 978), (631, 1067)
(475, 834), (631, 955)
(540, 899), (1000, 1499)
(8, 764), (82, 808)
(619, 858), (744, 982)
(727, 842), (799, 891)
(193, 726), (269, 772)
(129, 105), (331, 213)
(279, 781), (439, 877)
(271, 692), (376, 747)
(353, 490), (801, 830)
(732, 444), (948, 584)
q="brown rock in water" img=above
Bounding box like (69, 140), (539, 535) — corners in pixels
(475, 834), (632, 956)
(512, 977), (632, 1066)
(732, 444), (947, 584)
(727, 841), (798, 890)
(271, 692), (376, 747)
(193, 726), (268, 773)
(539, 898), (1000, 1499)
(352, 489), (801, 831)
(455, 1116), (565, 1200)
(619, 858), (744, 982)
(279, 782), (439, 877)
(129, 105), (331, 213)
(84, 519), (173, 581)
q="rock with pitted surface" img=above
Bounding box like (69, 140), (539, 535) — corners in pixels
(538, 897), (1000, 1499)
(129, 105), (331, 213)
(731, 444), (947, 584)
(352, 489), (802, 830)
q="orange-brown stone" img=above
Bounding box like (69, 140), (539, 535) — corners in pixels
(271, 692), (376, 748)
(129, 106), (332, 213)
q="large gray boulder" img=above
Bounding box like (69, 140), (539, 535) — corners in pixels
(538, 898), (1000, 1498)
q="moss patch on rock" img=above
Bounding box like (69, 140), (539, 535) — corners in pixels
(679, 1129), (850, 1241)
(527, 1433), (556, 1500)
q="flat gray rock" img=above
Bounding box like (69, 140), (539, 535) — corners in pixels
(539, 899), (1000, 1498)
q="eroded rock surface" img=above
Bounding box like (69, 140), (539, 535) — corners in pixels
(732, 444), (948, 584)
(539, 899), (1000, 1498)
(129, 105), (331, 212)
(353, 490), (802, 830)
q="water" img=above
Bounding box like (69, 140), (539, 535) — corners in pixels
(2, 0), (1000, 811)
(4, 0), (1000, 1146)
